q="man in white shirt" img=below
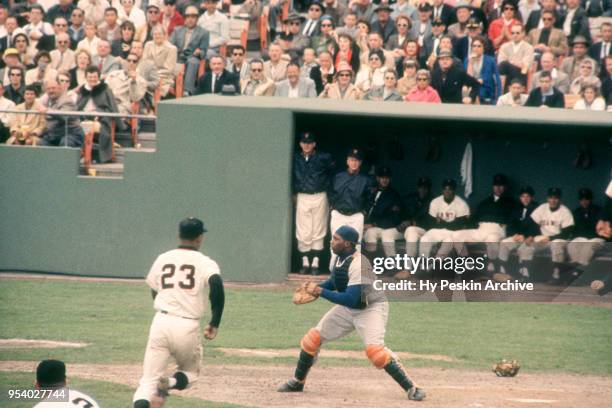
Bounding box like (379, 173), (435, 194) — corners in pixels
(198, 0), (229, 57)
(274, 63), (317, 97)
(118, 0), (146, 33)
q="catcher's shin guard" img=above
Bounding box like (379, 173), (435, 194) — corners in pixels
(383, 357), (415, 392)
(294, 350), (316, 381)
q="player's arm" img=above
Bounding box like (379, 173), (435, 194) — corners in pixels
(208, 274), (225, 329)
(319, 284), (363, 309)
(318, 278), (335, 291)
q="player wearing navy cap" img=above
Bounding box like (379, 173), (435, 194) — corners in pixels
(399, 177), (433, 273)
(133, 217), (225, 408)
(293, 132), (334, 275)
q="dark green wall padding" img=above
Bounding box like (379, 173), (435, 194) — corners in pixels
(0, 97), (610, 282)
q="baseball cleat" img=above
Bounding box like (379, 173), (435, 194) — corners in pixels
(298, 266), (309, 275)
(156, 377), (170, 397)
(407, 386), (426, 401)
(277, 378), (304, 392)
(310, 267), (320, 276)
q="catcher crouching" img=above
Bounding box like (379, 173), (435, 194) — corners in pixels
(279, 225), (426, 401)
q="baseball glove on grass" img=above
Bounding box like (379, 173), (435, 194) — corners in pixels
(492, 359), (520, 377)
(293, 281), (320, 305)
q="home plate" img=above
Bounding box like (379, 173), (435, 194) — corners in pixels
(507, 398), (558, 404)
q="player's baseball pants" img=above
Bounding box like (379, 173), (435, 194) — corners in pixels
(420, 228), (454, 257)
(364, 227), (403, 256)
(296, 192), (329, 252)
(567, 237), (605, 266)
(133, 312), (202, 402)
(499, 237), (535, 263)
(450, 223), (506, 260)
(404, 226), (426, 258)
(316, 301), (388, 346)
(329, 210), (364, 269)
(501, 236), (568, 263)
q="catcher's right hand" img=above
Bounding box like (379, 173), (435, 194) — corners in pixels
(293, 281), (321, 305)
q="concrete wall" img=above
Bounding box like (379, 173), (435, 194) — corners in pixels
(0, 97), (610, 281)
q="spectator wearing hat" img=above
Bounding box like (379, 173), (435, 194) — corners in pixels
(398, 177), (433, 262)
(292, 131), (334, 275)
(198, 0), (229, 57)
(397, 58), (418, 95)
(573, 82), (606, 110)
(302, 0), (325, 37)
(355, 48), (388, 93)
(526, 10), (568, 59)
(241, 58), (275, 96)
(328, 147), (374, 268)
(351, 0), (376, 26)
(420, 17), (446, 65)
(0, 85), (15, 143)
(569, 59), (601, 95)
(465, 35), (502, 104)
(118, 0), (147, 34)
(311, 15), (338, 55)
(496, 78), (528, 106)
(276, 12), (310, 62)
(334, 33), (360, 73)
(4, 66), (26, 105)
(561, 0), (591, 46)
(138, 2), (164, 43)
(447, 1), (472, 39)
(525, 70), (564, 107)
(161, 0), (184, 36)
(431, 0), (455, 27)
(6, 84), (45, 146)
(171, 7), (210, 95)
(560, 35), (597, 81)
(498, 186), (539, 279)
(391, 0), (418, 22)
(322, 0), (348, 27)
(411, 2), (432, 47)
(405, 68), (441, 102)
(589, 22), (612, 73)
(264, 43), (289, 82)
(431, 49), (481, 103)
(310, 51), (335, 94)
(451, 174), (518, 273)
(529, 187), (574, 283)
(25, 50), (57, 89)
(488, 0), (522, 50)
(454, 17), (495, 64)
(196, 54), (238, 94)
(419, 178), (470, 260)
(566, 188), (605, 277)
(371, 4), (396, 44)
(319, 61), (361, 99)
(497, 23), (533, 91)
(34, 360), (100, 407)
(275, 62), (317, 97)
(0, 48), (23, 87)
(531, 51), (570, 93)
(363, 69), (403, 101)
(363, 166), (403, 257)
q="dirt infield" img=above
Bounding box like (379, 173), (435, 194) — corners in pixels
(2, 360), (610, 408)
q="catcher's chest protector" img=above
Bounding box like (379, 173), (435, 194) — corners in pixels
(332, 256), (353, 292)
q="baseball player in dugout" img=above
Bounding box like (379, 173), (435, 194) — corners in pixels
(499, 186), (540, 280)
(363, 166), (403, 258)
(292, 132), (334, 275)
(329, 148), (374, 269)
(133, 217), (225, 408)
(450, 174), (518, 274)
(279, 225), (426, 401)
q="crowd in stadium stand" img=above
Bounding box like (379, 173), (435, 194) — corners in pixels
(0, 0), (611, 153)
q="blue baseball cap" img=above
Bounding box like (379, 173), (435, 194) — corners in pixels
(335, 225), (359, 244)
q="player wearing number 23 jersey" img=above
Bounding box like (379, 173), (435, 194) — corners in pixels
(133, 217), (225, 408)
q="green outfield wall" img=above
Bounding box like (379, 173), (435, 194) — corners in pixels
(0, 97), (610, 282)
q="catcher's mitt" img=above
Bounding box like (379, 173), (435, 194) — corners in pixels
(292, 281), (320, 305)
(492, 359), (520, 377)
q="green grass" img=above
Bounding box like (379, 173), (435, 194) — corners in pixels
(1, 279), (612, 376)
(0, 372), (247, 408)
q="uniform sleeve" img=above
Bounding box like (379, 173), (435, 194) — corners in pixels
(145, 256), (162, 291)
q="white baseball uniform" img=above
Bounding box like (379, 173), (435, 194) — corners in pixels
(420, 195), (470, 257)
(296, 192), (329, 252)
(133, 248), (220, 403)
(34, 389), (100, 408)
(527, 203), (575, 263)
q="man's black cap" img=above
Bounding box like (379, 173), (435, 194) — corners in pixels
(179, 217), (207, 239)
(418, 2), (433, 12)
(547, 187), (562, 198)
(519, 186), (535, 196)
(376, 166), (392, 177)
(466, 17), (481, 28)
(299, 132), (316, 143)
(163, 0), (176, 5)
(347, 148), (363, 160)
(37, 360), (66, 387)
(578, 188), (593, 200)
(493, 173), (508, 186)
(417, 176), (432, 188)
(442, 178), (457, 189)
(309, 0), (326, 12)
(432, 18), (445, 26)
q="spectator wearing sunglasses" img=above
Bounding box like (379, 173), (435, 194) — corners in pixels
(227, 45), (250, 82)
(50, 32), (75, 72)
(488, 0), (521, 50)
(404, 69), (441, 103)
(319, 61), (361, 100)
(4, 66), (25, 105)
(241, 58), (275, 96)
